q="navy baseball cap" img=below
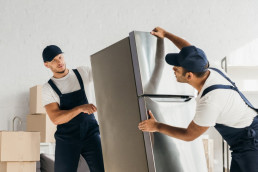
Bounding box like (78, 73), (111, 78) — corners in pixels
(42, 45), (63, 62)
(165, 46), (209, 72)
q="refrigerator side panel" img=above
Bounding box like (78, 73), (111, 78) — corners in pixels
(91, 38), (151, 172)
(129, 31), (195, 97)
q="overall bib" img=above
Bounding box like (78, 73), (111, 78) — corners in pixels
(48, 69), (104, 172)
(201, 67), (258, 172)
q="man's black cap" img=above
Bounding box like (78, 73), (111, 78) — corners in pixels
(42, 45), (63, 62)
(165, 46), (208, 72)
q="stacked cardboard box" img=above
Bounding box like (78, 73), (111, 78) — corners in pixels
(27, 85), (56, 143)
(0, 162), (36, 172)
(27, 114), (56, 143)
(29, 85), (46, 114)
(0, 131), (40, 172)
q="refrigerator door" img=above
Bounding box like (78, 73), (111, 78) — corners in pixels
(139, 97), (208, 172)
(129, 31), (195, 97)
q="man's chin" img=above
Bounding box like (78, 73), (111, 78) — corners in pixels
(56, 68), (66, 74)
(176, 79), (186, 83)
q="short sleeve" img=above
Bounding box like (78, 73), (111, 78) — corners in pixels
(193, 95), (222, 127)
(42, 83), (58, 106)
(77, 66), (93, 83)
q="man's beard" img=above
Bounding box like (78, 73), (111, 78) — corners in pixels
(56, 69), (66, 74)
(176, 76), (187, 83)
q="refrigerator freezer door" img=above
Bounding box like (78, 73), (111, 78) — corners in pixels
(129, 31), (195, 97)
(139, 97), (208, 172)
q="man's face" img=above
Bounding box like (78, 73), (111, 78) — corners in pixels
(44, 54), (66, 74)
(172, 66), (188, 83)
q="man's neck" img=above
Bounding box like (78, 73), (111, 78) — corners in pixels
(190, 70), (210, 94)
(53, 69), (69, 79)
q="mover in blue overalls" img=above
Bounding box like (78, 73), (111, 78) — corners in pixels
(42, 45), (105, 172)
(138, 27), (258, 172)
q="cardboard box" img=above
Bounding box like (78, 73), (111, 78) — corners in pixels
(30, 85), (45, 114)
(0, 131), (40, 161)
(203, 138), (214, 172)
(0, 162), (36, 172)
(27, 114), (56, 143)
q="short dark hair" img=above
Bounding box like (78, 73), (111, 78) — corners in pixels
(182, 62), (210, 78)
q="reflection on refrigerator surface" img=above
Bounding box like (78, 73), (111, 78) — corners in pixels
(130, 31), (194, 96)
(145, 97), (207, 172)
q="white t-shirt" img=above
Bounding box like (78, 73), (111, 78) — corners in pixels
(193, 68), (257, 128)
(42, 66), (94, 106)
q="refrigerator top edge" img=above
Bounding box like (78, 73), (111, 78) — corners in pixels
(90, 31), (144, 58)
(90, 37), (129, 58)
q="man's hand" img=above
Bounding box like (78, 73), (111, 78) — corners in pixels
(138, 110), (159, 132)
(151, 27), (167, 39)
(79, 104), (97, 114)
(151, 27), (191, 50)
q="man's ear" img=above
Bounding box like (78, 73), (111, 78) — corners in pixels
(44, 62), (49, 68)
(187, 72), (194, 80)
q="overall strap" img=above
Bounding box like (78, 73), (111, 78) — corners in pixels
(201, 85), (237, 98)
(73, 69), (85, 90)
(48, 79), (63, 97)
(201, 68), (258, 113)
(209, 67), (237, 87)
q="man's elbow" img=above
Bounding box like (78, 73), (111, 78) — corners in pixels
(184, 135), (198, 142)
(51, 116), (66, 125)
(51, 116), (63, 125)
(52, 119), (60, 125)
(47, 113), (60, 125)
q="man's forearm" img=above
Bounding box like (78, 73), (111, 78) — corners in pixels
(157, 123), (193, 141)
(51, 106), (82, 125)
(164, 32), (191, 50)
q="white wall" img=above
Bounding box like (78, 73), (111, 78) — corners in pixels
(1, 0), (258, 130)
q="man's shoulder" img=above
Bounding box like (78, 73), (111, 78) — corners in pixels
(208, 64), (231, 84)
(76, 66), (92, 78)
(76, 66), (90, 73)
(42, 82), (52, 93)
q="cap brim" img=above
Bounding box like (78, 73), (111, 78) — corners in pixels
(165, 53), (180, 66)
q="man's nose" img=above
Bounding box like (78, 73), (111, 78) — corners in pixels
(173, 66), (177, 71)
(56, 59), (62, 64)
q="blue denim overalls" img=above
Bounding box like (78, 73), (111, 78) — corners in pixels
(48, 69), (104, 172)
(201, 68), (258, 172)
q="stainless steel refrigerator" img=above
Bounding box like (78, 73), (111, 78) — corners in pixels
(90, 31), (207, 172)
